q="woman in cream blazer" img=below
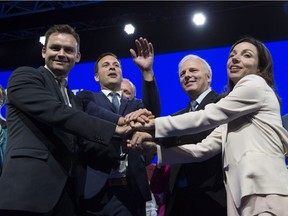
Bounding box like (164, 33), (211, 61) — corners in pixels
(129, 37), (288, 216)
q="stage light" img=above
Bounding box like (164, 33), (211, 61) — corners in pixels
(192, 13), (206, 26)
(124, 24), (135, 35)
(39, 36), (46, 45)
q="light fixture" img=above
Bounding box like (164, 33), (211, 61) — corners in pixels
(39, 36), (46, 45)
(192, 13), (206, 26)
(124, 24), (135, 35)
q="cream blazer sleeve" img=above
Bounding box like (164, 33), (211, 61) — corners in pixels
(157, 126), (222, 165)
(156, 74), (288, 164)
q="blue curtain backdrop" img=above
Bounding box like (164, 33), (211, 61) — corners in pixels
(0, 40), (287, 117)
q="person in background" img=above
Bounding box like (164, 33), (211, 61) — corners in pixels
(0, 85), (7, 174)
(121, 77), (158, 216)
(0, 24), (130, 216)
(77, 37), (160, 216)
(121, 78), (136, 100)
(148, 54), (226, 216)
(128, 37), (288, 216)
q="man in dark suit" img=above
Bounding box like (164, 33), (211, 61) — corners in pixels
(77, 38), (160, 216)
(0, 24), (129, 216)
(159, 54), (226, 216)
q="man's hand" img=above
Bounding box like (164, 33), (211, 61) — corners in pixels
(130, 37), (154, 81)
(125, 108), (154, 125)
(115, 124), (132, 136)
(127, 131), (157, 151)
(117, 117), (126, 126)
(129, 118), (155, 131)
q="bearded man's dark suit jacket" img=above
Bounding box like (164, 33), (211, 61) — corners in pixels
(0, 66), (117, 214)
(162, 90), (227, 216)
(77, 80), (160, 216)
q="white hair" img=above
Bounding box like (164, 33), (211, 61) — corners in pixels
(178, 54), (212, 79)
(122, 78), (136, 97)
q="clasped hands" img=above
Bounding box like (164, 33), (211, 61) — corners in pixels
(115, 108), (157, 150)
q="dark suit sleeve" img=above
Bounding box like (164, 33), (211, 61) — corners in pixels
(77, 90), (94, 107)
(78, 90), (121, 124)
(76, 91), (123, 167)
(8, 66), (116, 145)
(142, 80), (161, 117)
(78, 137), (121, 171)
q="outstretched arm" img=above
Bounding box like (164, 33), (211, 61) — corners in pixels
(130, 37), (161, 117)
(130, 37), (154, 81)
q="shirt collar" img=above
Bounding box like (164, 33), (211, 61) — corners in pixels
(44, 65), (68, 82)
(193, 87), (212, 104)
(102, 89), (122, 98)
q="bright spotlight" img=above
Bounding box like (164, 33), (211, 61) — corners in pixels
(39, 36), (46, 45)
(124, 24), (135, 35)
(192, 13), (206, 26)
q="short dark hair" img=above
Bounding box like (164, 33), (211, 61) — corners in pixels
(94, 52), (120, 75)
(44, 24), (80, 50)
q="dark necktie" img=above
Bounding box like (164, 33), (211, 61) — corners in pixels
(109, 92), (127, 160)
(109, 92), (120, 113)
(190, 100), (198, 112)
(56, 78), (69, 106)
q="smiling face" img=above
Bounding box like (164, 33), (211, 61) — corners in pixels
(179, 58), (211, 100)
(95, 55), (123, 91)
(42, 32), (80, 77)
(227, 42), (260, 84)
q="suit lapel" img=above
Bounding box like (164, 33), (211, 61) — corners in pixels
(96, 92), (130, 114)
(40, 66), (66, 104)
(37, 67), (78, 159)
(67, 87), (82, 110)
(119, 97), (129, 115)
(99, 91), (115, 112)
(196, 90), (218, 111)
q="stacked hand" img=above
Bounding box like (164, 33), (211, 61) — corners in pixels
(125, 108), (155, 129)
(127, 131), (157, 152)
(115, 108), (151, 133)
(115, 108), (158, 150)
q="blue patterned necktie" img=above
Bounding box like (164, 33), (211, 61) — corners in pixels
(190, 100), (198, 112)
(109, 92), (120, 113)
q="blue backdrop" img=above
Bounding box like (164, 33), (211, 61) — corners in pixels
(0, 40), (287, 117)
